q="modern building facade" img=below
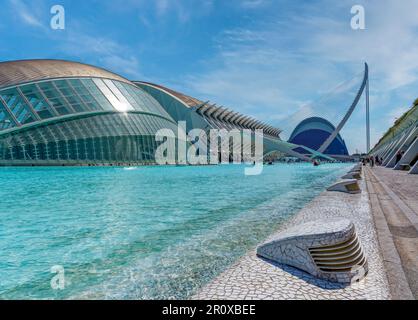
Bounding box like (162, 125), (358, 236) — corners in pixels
(0, 60), (185, 166)
(370, 101), (418, 174)
(285, 63), (370, 161)
(0, 59), (332, 166)
(288, 117), (349, 156)
(135, 82), (334, 162)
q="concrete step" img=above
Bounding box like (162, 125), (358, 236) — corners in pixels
(366, 167), (417, 299)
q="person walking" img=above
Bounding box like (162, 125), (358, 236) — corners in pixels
(370, 156), (375, 167)
(395, 151), (402, 164)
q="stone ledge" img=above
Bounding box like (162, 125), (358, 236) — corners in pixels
(365, 168), (414, 300)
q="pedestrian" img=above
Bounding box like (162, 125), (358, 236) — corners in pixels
(395, 151), (402, 164)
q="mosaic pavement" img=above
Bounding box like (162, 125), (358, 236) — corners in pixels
(192, 176), (391, 300)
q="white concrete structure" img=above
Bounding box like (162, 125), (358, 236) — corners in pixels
(370, 101), (417, 175)
(410, 161), (418, 174)
(257, 219), (368, 284)
(342, 172), (362, 180)
(384, 126), (417, 168)
(327, 179), (361, 194)
(394, 137), (418, 171)
(193, 177), (390, 300)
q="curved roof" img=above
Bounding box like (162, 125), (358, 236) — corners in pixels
(136, 81), (282, 138)
(290, 117), (340, 141)
(289, 117), (348, 155)
(135, 81), (202, 107)
(0, 59), (131, 89)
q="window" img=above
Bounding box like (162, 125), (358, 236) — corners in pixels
(103, 79), (134, 112)
(37, 82), (74, 115)
(113, 81), (144, 112)
(0, 102), (16, 130)
(93, 79), (132, 112)
(0, 88), (37, 125)
(20, 84), (55, 119)
(81, 79), (114, 111)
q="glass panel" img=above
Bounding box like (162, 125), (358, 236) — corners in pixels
(0, 88), (37, 125)
(103, 79), (134, 112)
(0, 102), (16, 130)
(92, 79), (131, 112)
(81, 79), (113, 111)
(127, 83), (171, 118)
(66, 79), (97, 110)
(127, 83), (170, 118)
(123, 84), (150, 113)
(20, 84), (55, 120)
(37, 82), (75, 115)
(55, 90), (79, 106)
(113, 81), (144, 112)
(53, 80), (85, 107)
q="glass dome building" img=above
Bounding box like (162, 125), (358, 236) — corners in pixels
(288, 117), (349, 156)
(0, 60), (181, 165)
(135, 82), (333, 162)
(0, 59), (332, 166)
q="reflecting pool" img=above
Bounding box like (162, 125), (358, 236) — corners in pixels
(0, 163), (351, 299)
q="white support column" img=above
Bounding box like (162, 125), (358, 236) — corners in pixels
(382, 133), (406, 166)
(410, 161), (418, 174)
(394, 137), (418, 170)
(379, 143), (392, 157)
(385, 126), (418, 168)
(382, 139), (398, 161)
(366, 75), (370, 153)
(318, 63), (368, 154)
(378, 143), (391, 160)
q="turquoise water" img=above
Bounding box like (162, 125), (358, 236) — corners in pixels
(0, 163), (351, 299)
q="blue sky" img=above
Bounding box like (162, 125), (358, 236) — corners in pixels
(1, 0), (418, 153)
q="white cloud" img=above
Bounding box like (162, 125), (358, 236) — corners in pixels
(6, 0), (144, 80)
(5, 0), (416, 153)
(180, 0), (418, 153)
(108, 0), (214, 24)
(240, 0), (268, 9)
(9, 0), (46, 29)
(301, 0), (418, 90)
(386, 106), (411, 126)
(155, 0), (170, 16)
(101, 55), (142, 79)
(56, 29), (143, 79)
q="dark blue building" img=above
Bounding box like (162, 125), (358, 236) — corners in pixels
(288, 117), (349, 156)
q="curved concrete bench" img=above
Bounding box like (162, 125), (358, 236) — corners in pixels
(352, 164), (362, 170)
(349, 166), (362, 173)
(327, 179), (361, 194)
(342, 171), (362, 180)
(257, 219), (368, 283)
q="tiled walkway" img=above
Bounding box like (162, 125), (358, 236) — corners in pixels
(366, 166), (417, 299)
(192, 173), (390, 300)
